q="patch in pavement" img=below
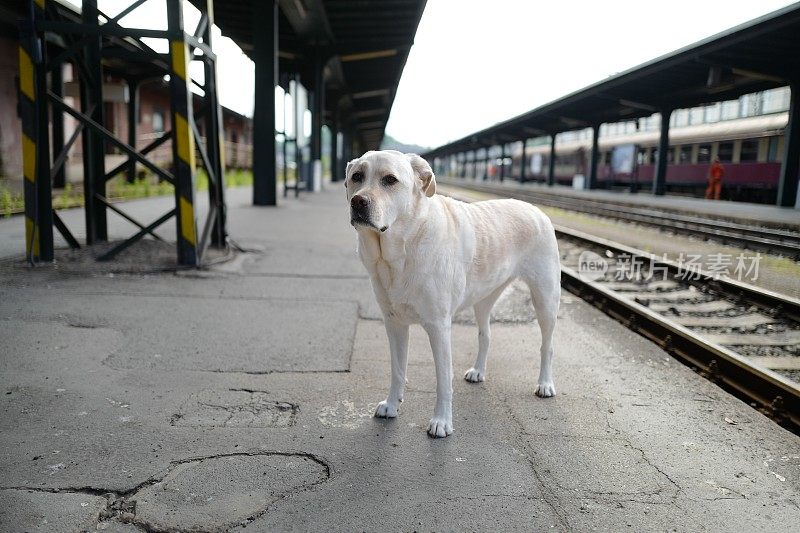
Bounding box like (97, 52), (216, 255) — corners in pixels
(171, 389), (298, 428)
(129, 453), (328, 531)
(101, 297), (358, 373)
(0, 488), (107, 533)
(317, 399), (375, 429)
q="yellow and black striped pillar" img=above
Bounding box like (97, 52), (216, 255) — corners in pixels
(19, 0), (54, 262)
(167, 0), (198, 266)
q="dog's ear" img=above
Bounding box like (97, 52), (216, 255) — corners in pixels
(406, 153), (436, 197)
(344, 158), (360, 186)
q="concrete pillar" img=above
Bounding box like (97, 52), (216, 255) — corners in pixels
(252, 0), (278, 205)
(309, 54), (324, 192)
(653, 108), (672, 196)
(778, 82), (800, 207)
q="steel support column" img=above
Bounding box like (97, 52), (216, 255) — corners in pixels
(51, 61), (66, 189)
(167, 0), (198, 265)
(588, 124), (600, 189)
(519, 140), (526, 182)
(653, 108), (672, 196)
(330, 119), (339, 182)
(81, 0), (107, 243)
(252, 0), (278, 205)
(19, 1), (53, 262)
(126, 78), (139, 183)
(471, 151), (477, 179)
(778, 82), (800, 208)
(499, 144), (505, 182)
(200, 0), (227, 247)
(483, 149), (489, 180)
(547, 134), (556, 186)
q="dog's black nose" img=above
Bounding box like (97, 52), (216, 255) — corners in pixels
(351, 195), (369, 210)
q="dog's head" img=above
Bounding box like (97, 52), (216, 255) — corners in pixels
(344, 150), (436, 233)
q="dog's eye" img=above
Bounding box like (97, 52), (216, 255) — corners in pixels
(351, 172), (364, 183)
(382, 175), (398, 186)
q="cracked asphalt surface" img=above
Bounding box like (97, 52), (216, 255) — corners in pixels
(0, 186), (798, 532)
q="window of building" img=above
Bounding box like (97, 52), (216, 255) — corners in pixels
(705, 103), (721, 123)
(762, 87), (790, 114)
(739, 139), (759, 162)
(721, 101), (739, 121)
(674, 109), (689, 127)
(717, 142), (734, 162)
(739, 94), (760, 117)
(689, 107), (704, 125)
(697, 143), (712, 163)
(678, 145), (691, 164)
(152, 109), (165, 133)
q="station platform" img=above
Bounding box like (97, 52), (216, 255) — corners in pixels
(0, 185), (798, 531)
(441, 176), (800, 230)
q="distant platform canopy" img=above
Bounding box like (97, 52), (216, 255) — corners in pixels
(424, 3), (800, 207)
(425, 4), (800, 157)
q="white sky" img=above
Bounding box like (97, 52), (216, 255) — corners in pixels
(69, 1), (796, 148)
(385, 0), (797, 147)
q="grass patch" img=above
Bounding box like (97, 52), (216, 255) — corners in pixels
(1, 169), (256, 217)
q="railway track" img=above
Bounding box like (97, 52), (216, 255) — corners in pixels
(440, 179), (800, 259)
(443, 186), (800, 434)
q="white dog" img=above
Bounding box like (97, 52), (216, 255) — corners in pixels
(346, 150), (561, 438)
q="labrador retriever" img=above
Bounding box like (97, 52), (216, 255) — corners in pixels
(345, 150), (560, 438)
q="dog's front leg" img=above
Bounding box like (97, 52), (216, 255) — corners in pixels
(375, 319), (409, 418)
(423, 320), (454, 437)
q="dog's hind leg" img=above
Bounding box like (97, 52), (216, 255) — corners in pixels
(525, 273), (560, 398)
(464, 283), (508, 383)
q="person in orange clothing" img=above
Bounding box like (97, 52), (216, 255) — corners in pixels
(705, 157), (724, 200)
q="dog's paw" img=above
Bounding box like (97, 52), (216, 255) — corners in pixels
(427, 417), (453, 438)
(374, 400), (399, 418)
(464, 367), (485, 383)
(534, 382), (556, 398)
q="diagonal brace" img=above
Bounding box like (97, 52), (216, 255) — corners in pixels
(48, 91), (175, 184)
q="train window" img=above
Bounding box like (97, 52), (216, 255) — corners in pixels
(689, 107), (704, 125)
(767, 137), (781, 161)
(739, 139), (759, 162)
(678, 146), (691, 164)
(697, 144), (711, 163)
(717, 142), (734, 162)
(654, 148), (674, 164)
(637, 148), (648, 165)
